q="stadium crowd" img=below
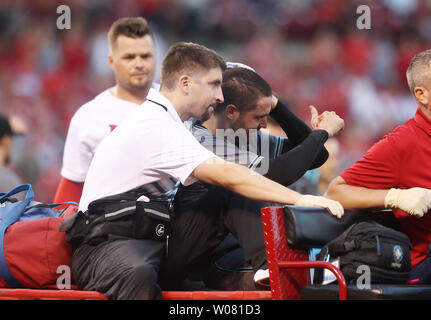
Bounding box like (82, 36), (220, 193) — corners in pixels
(0, 0), (430, 202)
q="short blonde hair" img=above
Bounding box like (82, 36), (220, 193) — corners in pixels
(160, 42), (226, 90)
(406, 49), (431, 93)
(108, 17), (153, 51)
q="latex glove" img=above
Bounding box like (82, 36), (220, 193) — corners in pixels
(226, 61), (256, 72)
(384, 188), (431, 218)
(295, 194), (344, 219)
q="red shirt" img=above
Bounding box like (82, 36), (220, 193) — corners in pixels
(341, 108), (431, 267)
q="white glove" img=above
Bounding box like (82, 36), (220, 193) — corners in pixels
(226, 61), (256, 72)
(295, 195), (344, 219)
(384, 188), (431, 218)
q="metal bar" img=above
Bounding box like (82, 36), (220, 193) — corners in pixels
(278, 261), (348, 300)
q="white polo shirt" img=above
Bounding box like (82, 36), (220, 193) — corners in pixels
(78, 88), (216, 211)
(61, 83), (160, 183)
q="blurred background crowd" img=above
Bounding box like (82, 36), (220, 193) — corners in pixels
(0, 0), (429, 201)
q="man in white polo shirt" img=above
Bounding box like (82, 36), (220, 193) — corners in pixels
(54, 17), (158, 204)
(64, 42), (344, 300)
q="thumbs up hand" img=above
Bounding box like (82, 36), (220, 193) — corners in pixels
(309, 105), (320, 130)
(309, 105), (344, 137)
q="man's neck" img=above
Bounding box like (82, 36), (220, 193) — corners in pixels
(159, 89), (191, 121)
(0, 149), (7, 167)
(111, 84), (150, 105)
(420, 104), (431, 121)
(202, 115), (228, 136)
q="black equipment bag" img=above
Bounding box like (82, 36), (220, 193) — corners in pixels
(60, 192), (173, 246)
(314, 221), (412, 285)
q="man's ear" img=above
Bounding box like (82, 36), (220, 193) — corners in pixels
(108, 54), (114, 70)
(0, 135), (10, 147)
(178, 75), (192, 94)
(414, 86), (429, 106)
(225, 104), (240, 121)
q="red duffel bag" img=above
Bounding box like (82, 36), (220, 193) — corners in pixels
(0, 184), (77, 288)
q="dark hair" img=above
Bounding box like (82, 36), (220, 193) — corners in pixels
(160, 42), (226, 90)
(0, 115), (14, 139)
(214, 67), (272, 114)
(108, 17), (153, 49)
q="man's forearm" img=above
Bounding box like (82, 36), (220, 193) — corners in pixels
(193, 157), (344, 218)
(270, 99), (329, 165)
(227, 166), (303, 205)
(264, 130), (329, 186)
(325, 176), (388, 209)
(269, 99), (311, 143)
(193, 158), (302, 205)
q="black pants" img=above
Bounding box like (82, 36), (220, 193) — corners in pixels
(72, 186), (269, 299)
(72, 237), (165, 300)
(408, 244), (431, 284)
(160, 186), (269, 290)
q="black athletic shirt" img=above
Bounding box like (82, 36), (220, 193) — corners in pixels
(174, 99), (329, 209)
